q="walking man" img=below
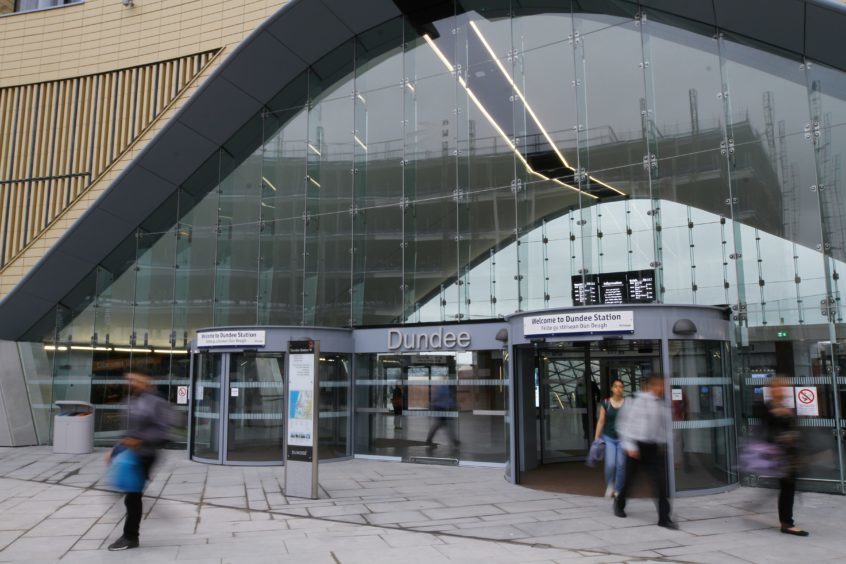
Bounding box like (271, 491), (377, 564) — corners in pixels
(614, 373), (678, 529)
(107, 369), (173, 551)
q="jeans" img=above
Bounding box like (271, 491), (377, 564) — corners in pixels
(603, 435), (626, 493)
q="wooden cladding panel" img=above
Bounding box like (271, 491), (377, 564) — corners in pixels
(0, 50), (217, 267)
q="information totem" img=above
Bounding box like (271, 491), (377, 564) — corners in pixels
(284, 339), (319, 499)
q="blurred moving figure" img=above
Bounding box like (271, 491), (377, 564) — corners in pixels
(594, 378), (626, 498)
(391, 385), (404, 429)
(425, 384), (459, 448)
(756, 379), (809, 537)
(614, 373), (677, 530)
(107, 370), (175, 551)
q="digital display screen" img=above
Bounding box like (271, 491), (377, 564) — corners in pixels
(572, 269), (656, 305)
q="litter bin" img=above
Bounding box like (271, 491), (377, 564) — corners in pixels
(53, 401), (95, 454)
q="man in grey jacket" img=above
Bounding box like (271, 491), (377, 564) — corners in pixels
(614, 373), (677, 530)
(107, 370), (173, 551)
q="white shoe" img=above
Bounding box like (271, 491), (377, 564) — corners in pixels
(605, 483), (614, 498)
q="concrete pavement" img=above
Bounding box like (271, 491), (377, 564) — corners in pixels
(0, 447), (842, 563)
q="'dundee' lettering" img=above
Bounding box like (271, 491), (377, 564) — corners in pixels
(387, 328), (471, 351)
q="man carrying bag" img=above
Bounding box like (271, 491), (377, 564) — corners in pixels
(106, 369), (174, 551)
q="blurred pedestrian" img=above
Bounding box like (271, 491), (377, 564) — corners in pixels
(391, 384), (404, 429)
(594, 378), (626, 498)
(425, 384), (460, 447)
(107, 370), (174, 551)
(756, 378), (808, 536)
(614, 373), (677, 530)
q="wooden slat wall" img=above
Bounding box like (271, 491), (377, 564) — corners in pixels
(0, 50), (217, 267)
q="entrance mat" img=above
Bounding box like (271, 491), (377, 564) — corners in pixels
(520, 461), (652, 498)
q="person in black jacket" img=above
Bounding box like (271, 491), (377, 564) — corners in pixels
(755, 379), (809, 537)
(107, 370), (174, 551)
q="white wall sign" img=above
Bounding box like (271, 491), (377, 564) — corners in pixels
(176, 385), (188, 405)
(523, 310), (634, 337)
(196, 330), (266, 348)
(795, 386), (819, 416)
(671, 388), (683, 401)
(230, 387), (239, 397)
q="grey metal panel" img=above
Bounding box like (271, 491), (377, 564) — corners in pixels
(0, 341), (37, 446)
(639, 0), (716, 25)
(353, 323), (506, 353)
(0, 293), (54, 338)
(136, 121), (219, 186)
(97, 166), (177, 221)
(220, 32), (307, 103)
(19, 253), (96, 306)
(53, 208), (135, 263)
(714, 0), (805, 53)
(266, 0), (351, 63)
(177, 76), (264, 146)
(805, 3), (846, 71)
(323, 0), (401, 34)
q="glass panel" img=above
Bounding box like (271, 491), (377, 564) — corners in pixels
(226, 352), (285, 463)
(352, 20), (405, 325)
(354, 350), (507, 463)
(318, 353), (351, 459)
(215, 147), (262, 326)
(669, 340), (736, 491)
(305, 57), (354, 326)
(644, 17), (733, 306)
(403, 15), (459, 323)
(258, 98), (308, 325)
(192, 352), (222, 461)
(18, 342), (55, 444)
(575, 17), (655, 302)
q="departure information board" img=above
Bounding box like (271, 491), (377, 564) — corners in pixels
(572, 269), (656, 305)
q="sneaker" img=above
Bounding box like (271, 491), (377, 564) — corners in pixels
(604, 483), (614, 498)
(658, 521), (679, 530)
(107, 537), (139, 551)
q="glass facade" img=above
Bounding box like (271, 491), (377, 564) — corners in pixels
(13, 3), (846, 489)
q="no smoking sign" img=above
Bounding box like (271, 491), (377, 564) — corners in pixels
(794, 386), (818, 416)
(177, 385), (189, 405)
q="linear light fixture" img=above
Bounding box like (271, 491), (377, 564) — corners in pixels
(468, 21), (625, 197)
(43, 345), (68, 351)
(423, 34), (595, 199)
(354, 134), (368, 151)
(307, 142), (322, 156)
(307, 175), (321, 188)
(261, 176), (277, 191)
(112, 347), (153, 353)
(153, 349), (189, 354)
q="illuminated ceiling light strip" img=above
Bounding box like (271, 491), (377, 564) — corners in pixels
(153, 349), (189, 354)
(112, 347), (153, 353)
(43, 345), (68, 351)
(261, 176), (277, 191)
(469, 21), (625, 197)
(308, 143), (321, 156)
(425, 34), (591, 199)
(354, 134), (368, 151)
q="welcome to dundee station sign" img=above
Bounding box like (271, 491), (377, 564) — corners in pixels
(524, 311), (634, 337)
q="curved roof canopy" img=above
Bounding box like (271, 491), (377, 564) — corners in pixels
(1, 0), (845, 341)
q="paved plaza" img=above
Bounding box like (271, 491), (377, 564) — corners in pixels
(0, 447), (842, 563)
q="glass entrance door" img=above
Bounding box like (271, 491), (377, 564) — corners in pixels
(190, 351), (286, 464)
(538, 341), (662, 464)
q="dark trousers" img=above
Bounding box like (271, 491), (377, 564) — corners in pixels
(778, 474), (797, 527)
(123, 454), (155, 541)
(616, 442), (671, 524)
(425, 417), (459, 446)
